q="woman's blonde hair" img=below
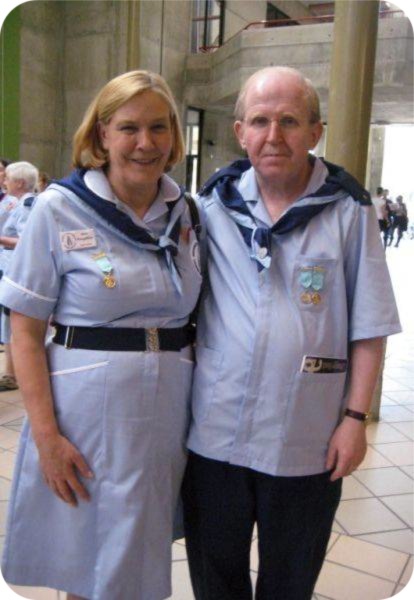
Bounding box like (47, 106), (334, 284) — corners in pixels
(72, 70), (185, 171)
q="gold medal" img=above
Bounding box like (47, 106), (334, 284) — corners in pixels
(103, 274), (117, 288)
(300, 292), (312, 304)
(311, 292), (322, 305)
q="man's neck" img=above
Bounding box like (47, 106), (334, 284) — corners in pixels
(257, 163), (314, 223)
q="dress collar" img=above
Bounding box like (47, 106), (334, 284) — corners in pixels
(83, 168), (181, 225)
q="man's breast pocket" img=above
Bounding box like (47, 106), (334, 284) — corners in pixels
(291, 256), (338, 312)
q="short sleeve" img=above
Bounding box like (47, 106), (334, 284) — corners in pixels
(344, 202), (401, 341)
(0, 196), (62, 320)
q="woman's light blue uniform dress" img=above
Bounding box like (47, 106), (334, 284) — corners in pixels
(0, 169), (202, 600)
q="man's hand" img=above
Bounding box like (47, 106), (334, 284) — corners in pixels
(37, 433), (94, 506)
(326, 417), (367, 481)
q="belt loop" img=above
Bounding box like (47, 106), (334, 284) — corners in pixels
(64, 326), (74, 349)
(145, 328), (160, 352)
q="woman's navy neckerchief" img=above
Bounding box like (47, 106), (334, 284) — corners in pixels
(57, 168), (185, 294)
(199, 157), (371, 271)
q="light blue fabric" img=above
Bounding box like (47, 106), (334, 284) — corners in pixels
(0, 193), (37, 343)
(188, 159), (401, 477)
(0, 170), (202, 599)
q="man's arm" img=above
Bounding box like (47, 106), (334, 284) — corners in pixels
(326, 336), (384, 481)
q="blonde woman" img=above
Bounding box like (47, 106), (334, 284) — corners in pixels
(0, 71), (201, 600)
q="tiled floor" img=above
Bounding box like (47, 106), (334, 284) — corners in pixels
(0, 242), (413, 600)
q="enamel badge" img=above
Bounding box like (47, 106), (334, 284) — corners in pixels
(92, 252), (117, 288)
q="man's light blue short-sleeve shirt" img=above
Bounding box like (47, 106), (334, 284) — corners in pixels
(188, 160), (401, 476)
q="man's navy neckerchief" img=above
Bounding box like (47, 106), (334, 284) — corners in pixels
(199, 157), (371, 271)
(57, 169), (185, 294)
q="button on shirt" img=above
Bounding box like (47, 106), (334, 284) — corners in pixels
(188, 159), (401, 477)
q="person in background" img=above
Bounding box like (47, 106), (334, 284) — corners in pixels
(0, 70), (201, 600)
(371, 185), (388, 242)
(183, 66), (401, 600)
(383, 189), (396, 248)
(0, 161), (39, 392)
(392, 195), (409, 247)
(37, 171), (51, 193)
(0, 158), (12, 201)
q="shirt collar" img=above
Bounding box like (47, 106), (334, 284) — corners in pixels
(83, 168), (181, 225)
(234, 157), (329, 226)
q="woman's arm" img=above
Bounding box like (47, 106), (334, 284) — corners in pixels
(0, 235), (19, 249)
(11, 311), (94, 506)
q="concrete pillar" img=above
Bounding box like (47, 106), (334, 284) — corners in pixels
(367, 125), (386, 195)
(325, 1), (386, 423)
(325, 0), (379, 184)
(127, 0), (140, 70)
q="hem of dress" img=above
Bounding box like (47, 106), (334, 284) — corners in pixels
(1, 569), (172, 600)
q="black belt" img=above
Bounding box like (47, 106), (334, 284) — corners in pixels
(53, 323), (194, 352)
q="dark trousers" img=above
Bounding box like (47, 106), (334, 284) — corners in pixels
(183, 452), (342, 600)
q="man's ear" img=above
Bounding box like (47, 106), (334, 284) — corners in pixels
(234, 120), (246, 150)
(310, 121), (323, 150)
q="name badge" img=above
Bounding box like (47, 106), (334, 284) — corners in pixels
(60, 229), (97, 251)
(301, 355), (348, 374)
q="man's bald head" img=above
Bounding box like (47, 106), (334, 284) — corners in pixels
(234, 67), (321, 125)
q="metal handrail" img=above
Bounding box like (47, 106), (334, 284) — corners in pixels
(244, 9), (403, 30)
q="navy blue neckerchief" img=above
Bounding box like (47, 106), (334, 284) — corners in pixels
(0, 191), (5, 202)
(200, 157), (371, 271)
(58, 169), (183, 251)
(57, 169), (185, 293)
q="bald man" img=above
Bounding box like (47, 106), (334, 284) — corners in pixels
(182, 67), (401, 600)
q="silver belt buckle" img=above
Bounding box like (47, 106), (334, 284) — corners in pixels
(145, 328), (160, 352)
(64, 326), (75, 349)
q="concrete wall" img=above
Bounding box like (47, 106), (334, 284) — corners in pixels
(185, 16), (413, 124)
(200, 110), (241, 183)
(19, 1), (64, 176)
(60, 0), (128, 174)
(18, 0), (191, 181)
(224, 0), (267, 40)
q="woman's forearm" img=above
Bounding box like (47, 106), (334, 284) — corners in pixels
(10, 311), (59, 444)
(0, 235), (19, 249)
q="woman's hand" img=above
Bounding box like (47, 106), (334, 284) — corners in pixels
(36, 433), (94, 507)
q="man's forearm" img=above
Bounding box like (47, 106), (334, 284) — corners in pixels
(346, 337), (384, 414)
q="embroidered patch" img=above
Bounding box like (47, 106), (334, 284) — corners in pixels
(60, 229), (97, 251)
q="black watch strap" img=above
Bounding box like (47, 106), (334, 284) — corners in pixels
(344, 408), (370, 422)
